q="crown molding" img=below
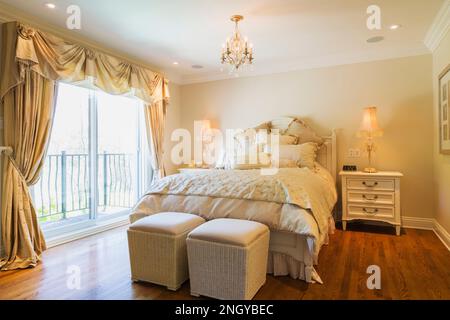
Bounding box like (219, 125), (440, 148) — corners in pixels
(0, 3), (154, 68)
(0, 1), (440, 86)
(0, 4), (14, 23)
(179, 45), (429, 85)
(424, 0), (450, 52)
(0, 15), (9, 23)
(0, 2), (183, 84)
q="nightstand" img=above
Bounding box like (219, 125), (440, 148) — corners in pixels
(339, 171), (403, 236)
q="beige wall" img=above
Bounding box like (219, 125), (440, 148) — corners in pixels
(432, 29), (450, 232)
(180, 55), (435, 219)
(164, 82), (182, 175)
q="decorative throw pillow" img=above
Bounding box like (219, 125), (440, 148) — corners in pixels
(277, 142), (319, 169)
(254, 121), (272, 130)
(277, 158), (298, 168)
(234, 129), (257, 146)
(270, 117), (295, 134)
(235, 128), (273, 159)
(279, 134), (298, 145)
(285, 119), (324, 145)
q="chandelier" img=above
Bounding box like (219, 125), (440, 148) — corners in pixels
(221, 15), (254, 71)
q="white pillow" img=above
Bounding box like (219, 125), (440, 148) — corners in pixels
(285, 119), (324, 145)
(270, 117), (295, 134)
(277, 142), (319, 169)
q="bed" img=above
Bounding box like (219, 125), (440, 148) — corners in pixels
(130, 118), (337, 284)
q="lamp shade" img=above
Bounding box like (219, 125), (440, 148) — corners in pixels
(359, 107), (383, 137)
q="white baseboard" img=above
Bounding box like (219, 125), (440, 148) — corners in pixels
(45, 216), (130, 248)
(402, 216), (450, 251)
(434, 219), (450, 251)
(402, 216), (435, 230)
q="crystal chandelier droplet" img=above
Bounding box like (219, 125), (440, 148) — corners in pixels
(221, 15), (254, 71)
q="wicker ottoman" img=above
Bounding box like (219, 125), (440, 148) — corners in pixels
(187, 218), (270, 300)
(127, 212), (205, 290)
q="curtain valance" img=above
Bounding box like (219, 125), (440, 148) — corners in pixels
(0, 21), (169, 104)
(0, 21), (169, 270)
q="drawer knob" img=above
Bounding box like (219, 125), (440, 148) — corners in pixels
(362, 181), (378, 187)
(363, 207), (379, 214)
(363, 194), (378, 201)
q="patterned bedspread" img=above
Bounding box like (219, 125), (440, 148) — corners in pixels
(142, 166), (337, 235)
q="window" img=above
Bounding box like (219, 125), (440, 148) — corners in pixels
(32, 82), (151, 235)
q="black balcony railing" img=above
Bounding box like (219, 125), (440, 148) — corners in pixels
(34, 151), (134, 222)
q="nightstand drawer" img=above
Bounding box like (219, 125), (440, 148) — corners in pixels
(347, 204), (395, 219)
(347, 178), (395, 191)
(347, 191), (394, 205)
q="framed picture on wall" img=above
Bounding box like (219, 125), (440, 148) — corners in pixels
(439, 64), (450, 154)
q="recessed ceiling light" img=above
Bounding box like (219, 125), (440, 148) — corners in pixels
(367, 36), (384, 43)
(172, 62), (179, 65)
(389, 24), (401, 30)
(45, 3), (56, 9)
(192, 65), (203, 69)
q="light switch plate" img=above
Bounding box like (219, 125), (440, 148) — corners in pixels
(348, 148), (361, 158)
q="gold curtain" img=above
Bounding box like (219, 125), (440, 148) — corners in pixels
(0, 69), (55, 270)
(0, 21), (169, 270)
(1, 22), (168, 104)
(145, 100), (168, 180)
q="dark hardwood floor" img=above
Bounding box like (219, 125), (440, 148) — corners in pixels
(0, 223), (449, 300)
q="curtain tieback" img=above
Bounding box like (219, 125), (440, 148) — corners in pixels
(5, 154), (28, 184)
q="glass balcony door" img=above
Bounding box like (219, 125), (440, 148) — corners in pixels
(33, 83), (91, 226)
(32, 82), (150, 236)
(96, 89), (143, 220)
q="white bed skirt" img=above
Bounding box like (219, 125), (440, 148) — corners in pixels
(267, 251), (323, 284)
(266, 216), (335, 284)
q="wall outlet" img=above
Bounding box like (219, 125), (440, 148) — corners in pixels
(348, 148), (361, 158)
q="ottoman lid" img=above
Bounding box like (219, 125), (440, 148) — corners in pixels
(187, 218), (269, 247)
(130, 212), (205, 235)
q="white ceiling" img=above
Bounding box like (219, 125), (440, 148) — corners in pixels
(0, 0), (445, 84)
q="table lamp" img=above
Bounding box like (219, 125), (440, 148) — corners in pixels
(358, 107), (383, 173)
